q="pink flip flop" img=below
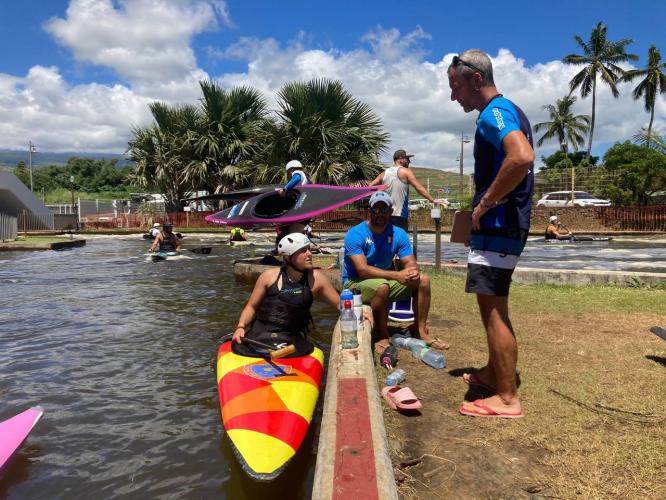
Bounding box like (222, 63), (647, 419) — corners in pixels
(381, 386), (423, 411)
(459, 399), (524, 419)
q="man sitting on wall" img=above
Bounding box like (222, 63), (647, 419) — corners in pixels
(341, 191), (449, 351)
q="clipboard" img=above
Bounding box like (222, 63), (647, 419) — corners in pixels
(450, 210), (472, 243)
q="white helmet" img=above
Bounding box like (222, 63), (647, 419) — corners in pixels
(153, 223), (161, 227)
(286, 160), (302, 172)
(369, 191), (393, 208)
(549, 215), (558, 222)
(278, 232), (312, 256)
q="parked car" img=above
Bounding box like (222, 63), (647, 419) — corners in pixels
(536, 191), (611, 208)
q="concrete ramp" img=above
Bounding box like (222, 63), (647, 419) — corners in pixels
(0, 172), (52, 229)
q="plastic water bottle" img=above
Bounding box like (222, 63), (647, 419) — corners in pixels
(380, 345), (398, 370)
(390, 334), (426, 351)
(340, 299), (358, 349)
(351, 288), (363, 329)
(413, 347), (446, 369)
(385, 368), (406, 386)
(339, 289), (352, 311)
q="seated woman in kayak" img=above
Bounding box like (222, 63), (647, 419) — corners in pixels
(231, 233), (340, 357)
(149, 223), (182, 253)
(545, 215), (572, 240)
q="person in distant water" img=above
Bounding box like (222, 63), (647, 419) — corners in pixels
(149, 223), (182, 253)
(342, 191), (447, 352)
(545, 215), (572, 240)
(448, 49), (534, 418)
(149, 223), (161, 239)
(369, 149), (447, 231)
(277, 160), (309, 197)
(229, 226), (247, 242)
(231, 233), (352, 356)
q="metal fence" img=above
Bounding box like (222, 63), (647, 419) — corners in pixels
(0, 212), (18, 241)
(17, 212), (55, 232)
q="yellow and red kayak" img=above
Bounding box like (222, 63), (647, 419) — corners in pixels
(216, 341), (324, 481)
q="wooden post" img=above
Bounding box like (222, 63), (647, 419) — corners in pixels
(435, 218), (441, 270)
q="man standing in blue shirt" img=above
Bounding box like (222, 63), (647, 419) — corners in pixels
(448, 49), (534, 419)
(342, 191), (446, 352)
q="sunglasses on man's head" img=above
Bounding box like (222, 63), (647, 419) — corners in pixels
(452, 55), (485, 76)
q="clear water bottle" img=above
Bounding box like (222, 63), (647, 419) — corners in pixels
(351, 288), (363, 329)
(391, 334), (426, 351)
(340, 299), (358, 349)
(339, 289), (352, 311)
(385, 368), (406, 386)
(413, 347), (446, 369)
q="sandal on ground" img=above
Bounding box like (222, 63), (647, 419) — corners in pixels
(459, 399), (524, 419)
(462, 372), (496, 392)
(374, 340), (390, 354)
(427, 337), (450, 350)
(381, 386), (423, 411)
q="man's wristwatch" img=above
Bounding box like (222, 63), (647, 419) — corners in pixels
(481, 197), (498, 208)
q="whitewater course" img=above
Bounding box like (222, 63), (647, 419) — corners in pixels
(1, 230), (664, 498)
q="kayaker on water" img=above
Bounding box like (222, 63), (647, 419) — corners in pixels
(545, 215), (572, 240)
(232, 233), (355, 356)
(149, 223), (182, 253)
(229, 227), (247, 242)
(149, 222), (161, 239)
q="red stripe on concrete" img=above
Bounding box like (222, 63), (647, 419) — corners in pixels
(333, 378), (379, 500)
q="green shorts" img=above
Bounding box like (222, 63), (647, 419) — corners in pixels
(343, 278), (412, 304)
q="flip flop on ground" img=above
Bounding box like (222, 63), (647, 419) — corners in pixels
(374, 340), (390, 354)
(459, 399), (524, 419)
(462, 372), (496, 392)
(427, 337), (450, 350)
(381, 386), (423, 411)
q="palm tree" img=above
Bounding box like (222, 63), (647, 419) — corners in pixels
(633, 127), (666, 154)
(533, 95), (591, 155)
(563, 22), (638, 158)
(268, 78), (389, 185)
(187, 80), (269, 193)
(128, 102), (201, 211)
(622, 45), (666, 148)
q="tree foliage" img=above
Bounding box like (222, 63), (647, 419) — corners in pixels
(623, 45), (666, 146)
(601, 141), (666, 205)
(563, 22), (638, 158)
(533, 95), (590, 152)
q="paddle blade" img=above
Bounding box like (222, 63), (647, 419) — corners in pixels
(190, 247), (212, 255)
(649, 326), (666, 341)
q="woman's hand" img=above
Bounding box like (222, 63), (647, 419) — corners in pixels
(232, 326), (246, 343)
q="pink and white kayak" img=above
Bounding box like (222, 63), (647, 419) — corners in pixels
(0, 406), (44, 471)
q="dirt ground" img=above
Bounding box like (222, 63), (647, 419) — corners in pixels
(377, 305), (666, 500)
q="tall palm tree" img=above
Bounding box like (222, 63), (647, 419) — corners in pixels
(187, 80), (269, 192)
(268, 78), (389, 185)
(533, 95), (591, 155)
(127, 102), (201, 211)
(563, 22), (638, 158)
(622, 45), (666, 148)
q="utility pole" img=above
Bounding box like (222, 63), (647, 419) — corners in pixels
(28, 141), (37, 192)
(69, 175), (76, 213)
(458, 132), (470, 205)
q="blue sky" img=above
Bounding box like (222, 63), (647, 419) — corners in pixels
(0, 0), (664, 171)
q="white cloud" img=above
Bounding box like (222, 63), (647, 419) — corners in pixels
(44, 0), (228, 84)
(1, 6), (664, 166)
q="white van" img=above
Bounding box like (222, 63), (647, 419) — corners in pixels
(536, 191), (611, 208)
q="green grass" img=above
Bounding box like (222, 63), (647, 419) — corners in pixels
(1, 235), (71, 244)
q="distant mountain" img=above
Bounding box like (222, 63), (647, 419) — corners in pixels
(0, 149), (134, 168)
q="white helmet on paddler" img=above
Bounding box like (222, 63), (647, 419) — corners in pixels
(278, 232), (312, 256)
(285, 159), (303, 172)
(549, 215), (558, 223)
(369, 190), (393, 208)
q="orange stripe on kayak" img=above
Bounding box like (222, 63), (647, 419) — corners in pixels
(222, 385), (288, 424)
(226, 411), (310, 451)
(218, 371), (271, 406)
